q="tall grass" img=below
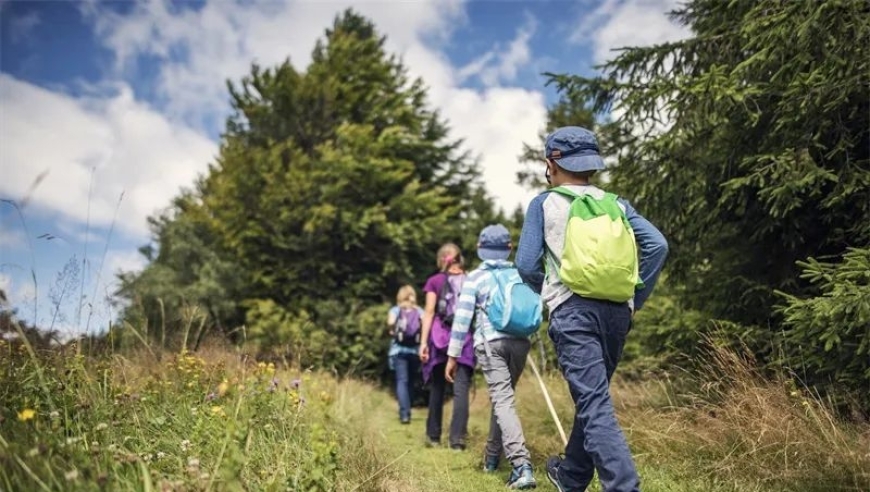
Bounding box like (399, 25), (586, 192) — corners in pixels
(0, 339), (396, 491)
(2, 323), (868, 491)
(512, 344), (870, 492)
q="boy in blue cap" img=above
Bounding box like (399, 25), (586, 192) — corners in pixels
(516, 126), (668, 492)
(446, 224), (537, 490)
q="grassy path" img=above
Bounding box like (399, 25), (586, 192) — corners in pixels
(351, 376), (750, 492)
(364, 383), (533, 491)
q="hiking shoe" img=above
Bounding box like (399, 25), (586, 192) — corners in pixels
(483, 455), (500, 473)
(450, 443), (466, 451)
(507, 463), (536, 490)
(424, 438), (441, 448)
(545, 456), (565, 492)
(400, 417), (410, 425)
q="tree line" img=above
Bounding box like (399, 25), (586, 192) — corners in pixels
(104, 3), (869, 410)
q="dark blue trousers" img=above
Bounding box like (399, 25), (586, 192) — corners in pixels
(548, 295), (640, 492)
(394, 352), (419, 421)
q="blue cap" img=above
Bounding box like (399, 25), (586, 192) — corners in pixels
(545, 126), (606, 173)
(477, 224), (511, 261)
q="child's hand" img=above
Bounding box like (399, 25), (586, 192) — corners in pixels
(445, 357), (458, 383)
(419, 345), (429, 363)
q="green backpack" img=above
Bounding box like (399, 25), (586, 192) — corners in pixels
(549, 186), (643, 302)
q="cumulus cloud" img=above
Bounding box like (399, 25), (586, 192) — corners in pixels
(572, 0), (690, 62)
(0, 74), (217, 240)
(458, 13), (537, 87)
(2, 0), (546, 253)
(81, 0), (544, 213)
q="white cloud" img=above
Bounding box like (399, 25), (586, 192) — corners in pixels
(80, 0), (544, 214)
(459, 13), (536, 87)
(0, 74), (217, 240)
(1, 0), (547, 262)
(573, 0), (690, 62)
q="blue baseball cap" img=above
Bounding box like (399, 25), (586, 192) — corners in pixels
(477, 224), (511, 261)
(545, 126), (606, 173)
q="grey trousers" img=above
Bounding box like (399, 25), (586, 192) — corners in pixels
(475, 337), (532, 468)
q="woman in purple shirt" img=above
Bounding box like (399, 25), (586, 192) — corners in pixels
(418, 243), (475, 449)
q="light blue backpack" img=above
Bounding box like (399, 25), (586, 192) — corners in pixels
(485, 268), (543, 337)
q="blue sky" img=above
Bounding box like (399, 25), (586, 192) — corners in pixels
(0, 0), (686, 336)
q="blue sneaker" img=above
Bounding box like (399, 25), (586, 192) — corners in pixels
(483, 455), (499, 473)
(507, 463), (536, 490)
(545, 456), (565, 492)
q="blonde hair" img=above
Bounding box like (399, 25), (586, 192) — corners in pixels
(396, 285), (418, 309)
(436, 243), (464, 272)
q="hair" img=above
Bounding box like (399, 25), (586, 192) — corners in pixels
(436, 243), (464, 272)
(547, 159), (598, 181)
(396, 285), (417, 309)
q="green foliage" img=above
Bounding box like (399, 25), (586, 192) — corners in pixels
(0, 344), (388, 491)
(245, 299), (388, 379)
(117, 10), (501, 374)
(548, 0), (870, 406)
(777, 248), (870, 409)
(549, 0), (869, 324)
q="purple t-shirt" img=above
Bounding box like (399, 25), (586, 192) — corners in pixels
(422, 272), (476, 382)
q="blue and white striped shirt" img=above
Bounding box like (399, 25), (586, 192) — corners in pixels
(447, 259), (519, 358)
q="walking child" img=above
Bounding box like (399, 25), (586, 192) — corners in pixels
(516, 126), (668, 492)
(387, 285), (424, 424)
(418, 243), (475, 449)
(446, 224), (542, 490)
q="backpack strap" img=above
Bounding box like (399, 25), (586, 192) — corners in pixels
(550, 186), (624, 222)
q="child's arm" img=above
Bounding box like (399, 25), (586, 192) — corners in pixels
(621, 200), (669, 311)
(517, 194), (547, 293)
(447, 276), (478, 359)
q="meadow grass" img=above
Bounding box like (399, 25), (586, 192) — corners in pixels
(1, 336), (868, 491)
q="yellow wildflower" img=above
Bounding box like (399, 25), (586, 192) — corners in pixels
(17, 408), (36, 422)
(217, 381), (229, 397)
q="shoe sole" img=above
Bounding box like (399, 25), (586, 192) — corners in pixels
(508, 479), (537, 490)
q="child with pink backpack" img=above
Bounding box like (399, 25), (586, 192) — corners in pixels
(418, 243), (475, 449)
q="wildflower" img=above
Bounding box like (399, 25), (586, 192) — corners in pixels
(95, 423), (108, 431)
(187, 457), (200, 468)
(27, 447), (39, 457)
(64, 469), (79, 481)
(268, 377), (279, 392)
(217, 381), (229, 397)
(156, 451), (166, 459)
(181, 439), (191, 452)
(290, 379), (301, 390)
(17, 408), (36, 422)
(205, 392), (217, 402)
(211, 406), (226, 417)
(49, 410), (60, 420)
